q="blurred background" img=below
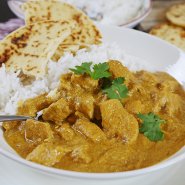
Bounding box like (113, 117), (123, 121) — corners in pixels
(0, 0), (15, 21)
(0, 0), (184, 28)
(0, 0), (185, 50)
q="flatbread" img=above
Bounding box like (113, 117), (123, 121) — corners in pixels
(150, 23), (185, 51)
(0, 20), (74, 77)
(166, 3), (185, 28)
(22, 0), (102, 61)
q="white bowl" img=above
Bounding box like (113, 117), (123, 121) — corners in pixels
(0, 25), (185, 185)
(119, 0), (152, 28)
(8, 0), (152, 28)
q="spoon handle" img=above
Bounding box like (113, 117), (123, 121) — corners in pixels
(0, 115), (32, 122)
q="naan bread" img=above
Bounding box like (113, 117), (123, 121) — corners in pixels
(166, 3), (185, 28)
(150, 23), (185, 51)
(53, 43), (90, 60)
(22, 0), (102, 61)
(0, 20), (74, 77)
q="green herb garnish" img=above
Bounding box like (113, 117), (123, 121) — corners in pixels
(70, 62), (92, 75)
(103, 77), (128, 100)
(91, 63), (111, 80)
(138, 113), (166, 142)
(70, 62), (111, 80)
(70, 63), (128, 100)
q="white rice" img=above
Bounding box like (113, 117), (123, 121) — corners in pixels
(0, 43), (182, 115)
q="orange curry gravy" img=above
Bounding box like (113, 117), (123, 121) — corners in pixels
(3, 61), (185, 172)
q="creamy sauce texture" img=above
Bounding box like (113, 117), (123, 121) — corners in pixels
(3, 61), (185, 173)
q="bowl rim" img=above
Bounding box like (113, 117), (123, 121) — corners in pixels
(119, 0), (152, 27)
(0, 146), (185, 180)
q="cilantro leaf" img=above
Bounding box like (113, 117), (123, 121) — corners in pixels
(103, 77), (128, 99)
(70, 62), (92, 75)
(138, 113), (166, 142)
(91, 63), (111, 80)
(112, 77), (125, 85)
(70, 62), (111, 80)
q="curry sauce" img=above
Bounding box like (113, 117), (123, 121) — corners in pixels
(3, 60), (185, 172)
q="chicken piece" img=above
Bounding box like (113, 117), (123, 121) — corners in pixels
(93, 92), (108, 120)
(73, 119), (106, 142)
(25, 119), (53, 144)
(26, 142), (71, 166)
(17, 94), (54, 117)
(153, 91), (185, 116)
(55, 123), (75, 141)
(75, 94), (95, 119)
(155, 72), (184, 94)
(42, 98), (72, 123)
(164, 93), (185, 116)
(59, 73), (96, 119)
(66, 111), (90, 124)
(59, 73), (73, 92)
(100, 99), (139, 144)
(3, 121), (20, 131)
(135, 71), (158, 89)
(98, 145), (135, 169)
(71, 74), (99, 92)
(108, 60), (134, 85)
(71, 144), (92, 163)
(124, 100), (144, 114)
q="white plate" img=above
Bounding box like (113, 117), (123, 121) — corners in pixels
(7, 0), (152, 28)
(0, 25), (185, 185)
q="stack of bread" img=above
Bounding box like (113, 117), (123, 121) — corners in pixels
(150, 3), (185, 51)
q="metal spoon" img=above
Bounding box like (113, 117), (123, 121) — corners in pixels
(0, 115), (33, 122)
